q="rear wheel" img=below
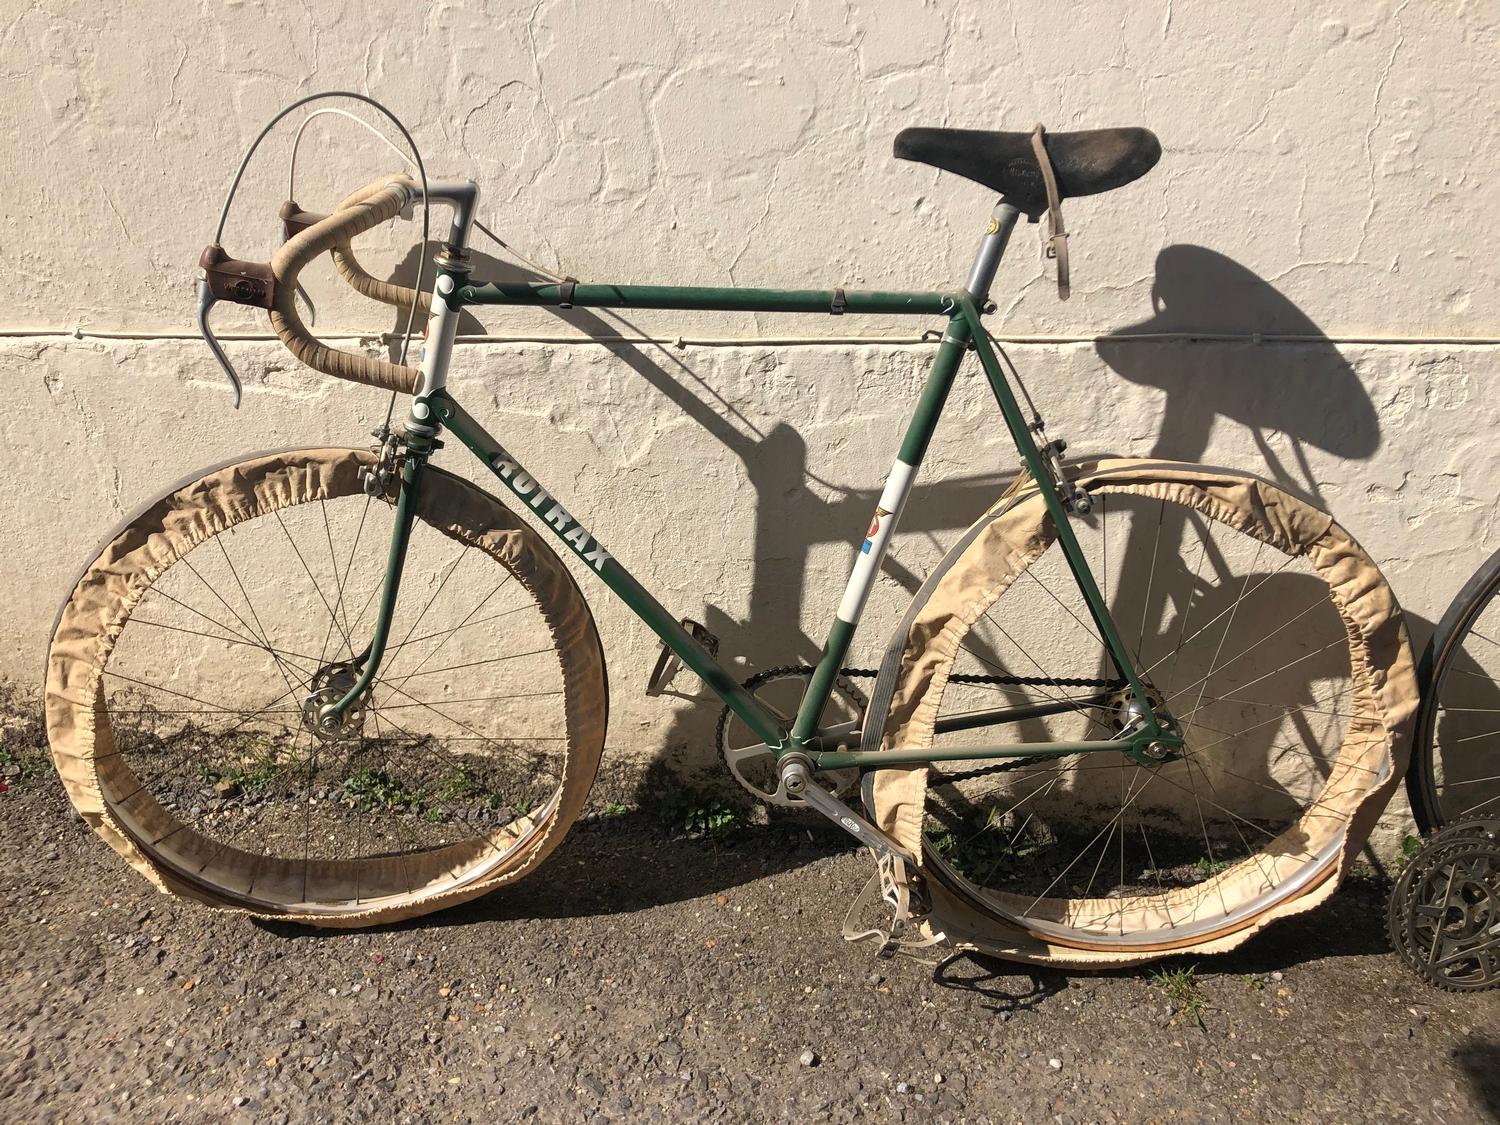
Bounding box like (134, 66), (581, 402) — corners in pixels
(862, 461), (1412, 955)
(45, 447), (607, 926)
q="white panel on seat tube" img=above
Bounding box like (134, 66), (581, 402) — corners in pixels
(837, 459), (917, 624)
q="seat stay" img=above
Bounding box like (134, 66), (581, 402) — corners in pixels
(956, 294), (1166, 748)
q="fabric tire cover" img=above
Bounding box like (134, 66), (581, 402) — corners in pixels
(44, 448), (608, 928)
(865, 458), (1418, 966)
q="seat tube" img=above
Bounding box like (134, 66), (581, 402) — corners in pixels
(787, 204), (1022, 747)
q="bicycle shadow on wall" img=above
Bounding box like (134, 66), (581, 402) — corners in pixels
(1095, 244), (1379, 497)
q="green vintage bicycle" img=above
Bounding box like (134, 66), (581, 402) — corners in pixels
(44, 95), (1415, 961)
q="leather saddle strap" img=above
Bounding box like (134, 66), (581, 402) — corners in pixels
(1030, 124), (1071, 301)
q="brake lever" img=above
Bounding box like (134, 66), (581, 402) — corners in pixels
(195, 279), (242, 409)
(279, 202), (326, 326)
(196, 245), (278, 410)
(294, 282), (317, 326)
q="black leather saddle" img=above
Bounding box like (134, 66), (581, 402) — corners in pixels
(894, 127), (1160, 215)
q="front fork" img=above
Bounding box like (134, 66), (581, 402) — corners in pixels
(319, 409), (436, 729)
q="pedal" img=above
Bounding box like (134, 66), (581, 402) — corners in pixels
(843, 852), (945, 959)
(644, 618), (719, 697)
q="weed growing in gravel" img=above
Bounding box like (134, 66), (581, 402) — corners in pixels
(343, 768), (427, 812)
(1150, 964), (1207, 1029)
(0, 689), (51, 787)
(437, 762), (505, 807)
(0, 746), (51, 786)
(220, 757), (282, 793)
(655, 786), (746, 840)
(601, 801), (630, 818)
(927, 806), (1049, 884)
(1397, 833), (1424, 870)
(1192, 856), (1232, 879)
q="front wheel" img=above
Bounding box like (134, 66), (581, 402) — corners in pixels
(45, 447), (608, 927)
(861, 459), (1416, 961)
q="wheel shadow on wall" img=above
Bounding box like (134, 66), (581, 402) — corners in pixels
(1095, 243), (1378, 493)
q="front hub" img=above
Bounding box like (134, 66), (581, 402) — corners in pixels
(301, 662), (370, 743)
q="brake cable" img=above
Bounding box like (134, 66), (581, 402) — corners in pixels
(204, 91), (431, 418)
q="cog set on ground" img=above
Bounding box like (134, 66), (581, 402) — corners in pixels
(1387, 818), (1500, 992)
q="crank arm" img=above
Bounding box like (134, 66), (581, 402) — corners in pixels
(780, 758), (917, 867)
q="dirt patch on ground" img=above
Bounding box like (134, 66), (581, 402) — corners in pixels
(3, 743), (1498, 1122)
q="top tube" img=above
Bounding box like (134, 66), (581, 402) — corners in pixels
(458, 280), (957, 317)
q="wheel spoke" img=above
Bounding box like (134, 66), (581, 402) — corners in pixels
(381, 574), (515, 695)
(272, 509), (356, 661)
(1435, 773), (1500, 790)
(129, 616), (321, 670)
(214, 534), (307, 703)
(376, 543), (474, 682)
(1141, 549), (1303, 682)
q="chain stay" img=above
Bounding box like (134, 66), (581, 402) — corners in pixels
(835, 666), (1115, 784)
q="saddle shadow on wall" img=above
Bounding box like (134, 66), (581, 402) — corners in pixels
(1095, 244), (1379, 507)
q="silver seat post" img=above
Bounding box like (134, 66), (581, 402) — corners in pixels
(965, 202), (1022, 303)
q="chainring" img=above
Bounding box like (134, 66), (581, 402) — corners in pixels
(715, 666), (867, 807)
(1389, 820), (1500, 992)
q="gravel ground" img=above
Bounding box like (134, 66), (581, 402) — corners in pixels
(3, 766), (1498, 1123)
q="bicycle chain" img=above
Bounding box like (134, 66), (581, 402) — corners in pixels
(835, 667), (1117, 785)
(927, 752), (1075, 785)
(839, 667), (1122, 690)
(719, 666), (1118, 791)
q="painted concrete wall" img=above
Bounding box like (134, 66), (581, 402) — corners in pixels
(3, 1), (1498, 848)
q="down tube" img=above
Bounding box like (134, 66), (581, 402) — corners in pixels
(424, 390), (786, 748)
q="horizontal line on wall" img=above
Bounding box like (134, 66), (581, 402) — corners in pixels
(2, 328), (1498, 348)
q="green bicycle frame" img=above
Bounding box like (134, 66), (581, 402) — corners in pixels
(325, 196), (1180, 773)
